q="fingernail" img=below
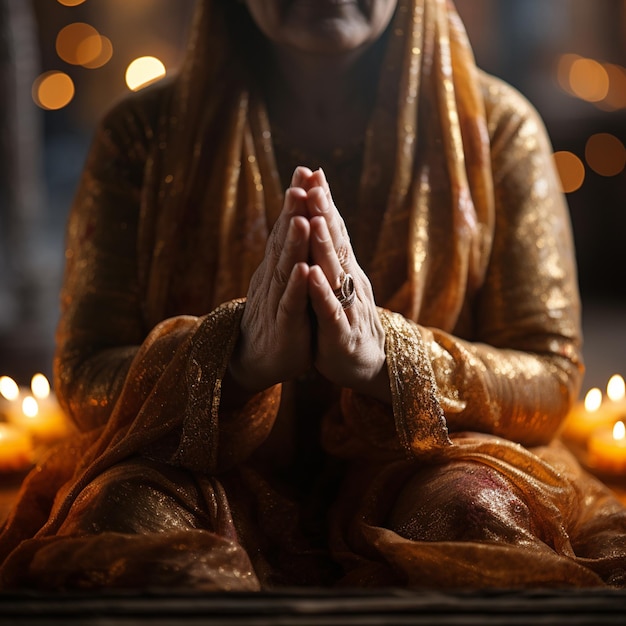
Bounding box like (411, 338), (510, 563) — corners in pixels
(288, 219), (300, 243)
(286, 187), (305, 213)
(314, 220), (331, 244)
(312, 190), (328, 214)
(311, 266), (324, 286)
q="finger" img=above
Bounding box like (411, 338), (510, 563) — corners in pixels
(309, 169), (348, 241)
(277, 262), (310, 327)
(291, 166), (314, 189)
(282, 185), (308, 220)
(308, 265), (351, 337)
(263, 186), (308, 273)
(306, 185), (352, 269)
(306, 167), (332, 199)
(268, 215), (310, 309)
(310, 215), (344, 291)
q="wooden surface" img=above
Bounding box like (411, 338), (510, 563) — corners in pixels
(0, 588), (625, 625)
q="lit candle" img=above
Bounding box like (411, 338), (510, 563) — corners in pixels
(2, 374), (70, 445)
(0, 423), (34, 473)
(0, 376), (26, 429)
(562, 375), (626, 446)
(0, 376), (22, 413)
(561, 387), (614, 444)
(605, 375), (626, 422)
(588, 421), (626, 475)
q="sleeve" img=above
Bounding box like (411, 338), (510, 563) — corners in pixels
(331, 78), (583, 458)
(53, 90), (281, 474)
(429, 77), (583, 447)
(53, 92), (152, 432)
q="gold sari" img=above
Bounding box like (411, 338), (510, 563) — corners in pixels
(1, 0), (625, 589)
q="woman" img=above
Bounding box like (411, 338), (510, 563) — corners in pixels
(1, 0), (625, 589)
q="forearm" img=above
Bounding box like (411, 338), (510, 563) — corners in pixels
(424, 326), (583, 445)
(58, 301), (282, 473)
(54, 344), (137, 431)
(333, 308), (581, 460)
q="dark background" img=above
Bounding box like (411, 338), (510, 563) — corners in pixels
(1, 0), (625, 392)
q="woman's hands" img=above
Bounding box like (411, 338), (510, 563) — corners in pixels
(229, 166), (389, 402)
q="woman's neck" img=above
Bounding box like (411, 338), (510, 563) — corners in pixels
(263, 44), (382, 157)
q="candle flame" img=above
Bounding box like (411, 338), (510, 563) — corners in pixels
(31, 373), (51, 400)
(0, 376), (20, 401)
(584, 388), (603, 412)
(607, 375), (625, 402)
(613, 421), (626, 442)
(22, 396), (39, 419)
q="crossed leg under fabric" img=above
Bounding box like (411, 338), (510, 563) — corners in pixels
(388, 461), (538, 545)
(8, 459), (260, 590)
(6, 449), (625, 589)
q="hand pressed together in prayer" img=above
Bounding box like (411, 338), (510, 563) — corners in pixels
(230, 166), (389, 401)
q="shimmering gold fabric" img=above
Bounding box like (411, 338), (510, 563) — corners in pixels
(1, 0), (625, 589)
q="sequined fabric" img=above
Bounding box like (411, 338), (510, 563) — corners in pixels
(1, 0), (625, 589)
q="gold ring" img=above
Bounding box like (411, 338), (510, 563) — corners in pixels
(333, 272), (356, 309)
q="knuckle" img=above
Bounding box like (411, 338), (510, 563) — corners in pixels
(276, 297), (297, 323)
(336, 242), (351, 266)
(273, 263), (290, 287)
(330, 302), (344, 322)
(332, 211), (348, 238)
(268, 235), (282, 262)
(339, 215), (348, 235)
(248, 266), (264, 293)
(358, 272), (374, 298)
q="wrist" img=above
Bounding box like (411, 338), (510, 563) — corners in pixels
(221, 365), (259, 409)
(228, 342), (267, 395)
(352, 355), (391, 405)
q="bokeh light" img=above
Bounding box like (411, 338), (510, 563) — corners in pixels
(75, 33), (103, 66)
(32, 71), (75, 111)
(31, 374), (51, 400)
(57, 0), (87, 6)
(81, 35), (114, 69)
(125, 56), (167, 91)
(569, 57), (610, 102)
(601, 64), (626, 111)
(557, 53), (581, 94)
(0, 376), (20, 402)
(553, 151), (586, 194)
(56, 22), (102, 66)
(21, 397), (39, 419)
(607, 375), (626, 402)
(557, 54), (626, 110)
(584, 388), (603, 413)
(585, 133), (626, 177)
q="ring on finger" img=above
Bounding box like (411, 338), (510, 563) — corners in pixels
(333, 271), (356, 309)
